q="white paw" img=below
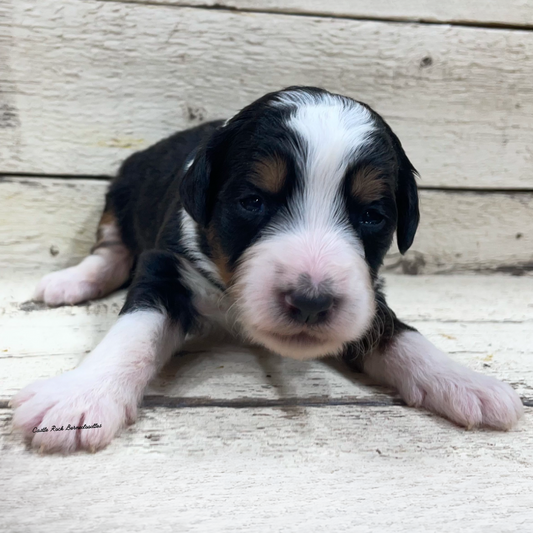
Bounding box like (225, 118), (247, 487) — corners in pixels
(11, 369), (137, 453)
(34, 264), (103, 306)
(400, 369), (524, 430)
(365, 331), (524, 431)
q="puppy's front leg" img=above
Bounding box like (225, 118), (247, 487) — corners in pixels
(12, 251), (192, 453)
(346, 299), (524, 430)
(362, 328), (524, 429)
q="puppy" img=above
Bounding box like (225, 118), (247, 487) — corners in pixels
(12, 87), (523, 453)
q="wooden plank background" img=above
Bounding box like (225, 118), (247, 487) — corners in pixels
(0, 0), (532, 272)
(2, 406), (532, 532)
(116, 0), (533, 27)
(0, 0), (533, 189)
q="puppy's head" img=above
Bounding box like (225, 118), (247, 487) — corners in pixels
(180, 87), (419, 359)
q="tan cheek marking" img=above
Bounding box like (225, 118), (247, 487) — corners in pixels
(250, 156), (287, 194)
(206, 224), (234, 286)
(351, 167), (388, 204)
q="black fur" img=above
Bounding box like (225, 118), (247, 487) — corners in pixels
(107, 120), (224, 255)
(387, 130), (420, 254)
(353, 100), (420, 256)
(120, 250), (198, 332)
(342, 282), (417, 371)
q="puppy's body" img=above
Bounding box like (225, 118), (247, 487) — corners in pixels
(12, 87), (523, 453)
(106, 120), (223, 260)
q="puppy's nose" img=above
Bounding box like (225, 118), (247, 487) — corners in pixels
(284, 290), (334, 325)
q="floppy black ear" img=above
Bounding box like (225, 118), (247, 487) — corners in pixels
(394, 141), (420, 254)
(179, 144), (213, 227)
(179, 116), (250, 226)
(179, 123), (235, 227)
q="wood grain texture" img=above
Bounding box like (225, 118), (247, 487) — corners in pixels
(2, 272), (532, 403)
(0, 177), (108, 272)
(2, 177), (531, 274)
(1, 406), (532, 532)
(2, 319), (532, 404)
(385, 189), (533, 275)
(1, 0), (533, 188)
(114, 0), (533, 27)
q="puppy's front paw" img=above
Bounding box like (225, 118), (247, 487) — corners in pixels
(365, 330), (524, 431)
(402, 369), (524, 430)
(11, 370), (138, 453)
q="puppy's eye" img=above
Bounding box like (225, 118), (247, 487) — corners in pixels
(361, 209), (385, 226)
(240, 195), (264, 213)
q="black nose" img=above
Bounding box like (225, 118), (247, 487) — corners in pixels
(284, 290), (334, 325)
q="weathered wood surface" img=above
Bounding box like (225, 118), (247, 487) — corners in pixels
(115, 0), (533, 27)
(2, 0), (533, 189)
(1, 406), (532, 533)
(2, 177), (531, 275)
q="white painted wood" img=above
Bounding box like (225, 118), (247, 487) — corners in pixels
(0, 177), (107, 272)
(384, 190), (533, 275)
(1, 406), (532, 532)
(118, 0), (533, 27)
(385, 274), (533, 323)
(2, 177), (531, 274)
(2, 318), (532, 402)
(2, 272), (532, 402)
(2, 0), (533, 188)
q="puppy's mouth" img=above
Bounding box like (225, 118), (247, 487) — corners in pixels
(264, 331), (318, 346)
(250, 325), (346, 360)
(256, 328), (327, 347)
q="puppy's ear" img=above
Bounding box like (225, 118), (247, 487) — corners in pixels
(179, 122), (237, 227)
(392, 135), (420, 254)
(179, 144), (214, 227)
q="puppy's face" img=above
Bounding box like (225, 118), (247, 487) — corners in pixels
(181, 87), (419, 359)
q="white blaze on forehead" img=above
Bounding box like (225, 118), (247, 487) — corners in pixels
(275, 92), (375, 231)
(232, 92), (377, 358)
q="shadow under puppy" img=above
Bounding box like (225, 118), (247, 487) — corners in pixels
(12, 86), (523, 453)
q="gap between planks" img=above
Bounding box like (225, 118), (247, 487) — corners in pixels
(5, 397), (532, 411)
(3, 0), (533, 188)
(0, 396), (405, 411)
(3, 173), (533, 194)
(99, 0), (533, 31)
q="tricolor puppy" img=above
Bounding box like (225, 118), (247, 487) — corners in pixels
(12, 87), (523, 453)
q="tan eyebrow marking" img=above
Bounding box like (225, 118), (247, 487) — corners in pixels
(249, 156), (287, 194)
(351, 166), (388, 204)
